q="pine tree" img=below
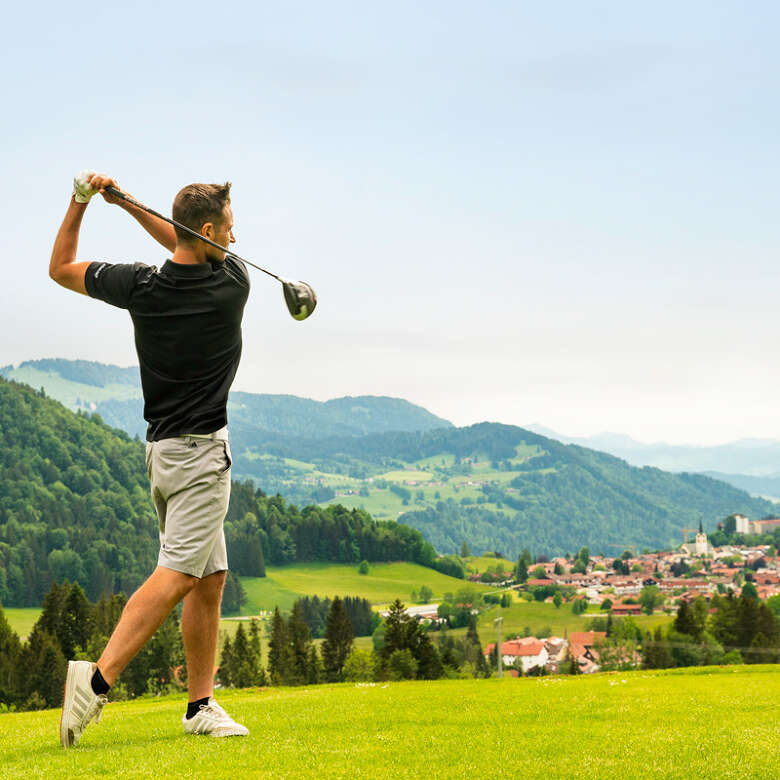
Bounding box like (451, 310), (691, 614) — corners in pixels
(288, 602), (312, 685)
(59, 583), (93, 659)
(0, 605), (22, 706)
(220, 634), (234, 687)
(248, 619), (266, 686)
(736, 593), (761, 650)
(22, 629), (66, 708)
(674, 600), (698, 639)
(92, 592), (126, 639)
(305, 645), (321, 684)
(268, 607), (291, 685)
(378, 599), (443, 680)
(413, 634), (443, 680)
(143, 611), (184, 694)
(322, 596), (354, 682)
(231, 623), (251, 687)
(36, 582), (67, 643)
(381, 600), (411, 659)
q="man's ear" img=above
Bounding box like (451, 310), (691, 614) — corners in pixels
(201, 221), (215, 240)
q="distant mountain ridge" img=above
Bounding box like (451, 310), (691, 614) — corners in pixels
(3, 358), (776, 557)
(526, 424), (780, 479)
(0, 359), (453, 440)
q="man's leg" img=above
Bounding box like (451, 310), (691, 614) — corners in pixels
(181, 570), (226, 701)
(98, 566), (198, 684)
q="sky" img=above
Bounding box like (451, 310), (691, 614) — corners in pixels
(3, 1), (780, 446)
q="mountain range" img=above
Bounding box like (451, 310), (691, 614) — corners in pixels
(2, 358), (777, 558)
(0, 359), (453, 440)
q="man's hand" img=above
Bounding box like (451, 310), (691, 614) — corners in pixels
(73, 170), (99, 203)
(88, 173), (123, 205)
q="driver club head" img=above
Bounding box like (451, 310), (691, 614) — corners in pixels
(282, 279), (317, 321)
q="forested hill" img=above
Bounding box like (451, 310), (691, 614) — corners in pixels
(0, 359), (452, 439)
(0, 378), (438, 607)
(233, 423), (777, 557)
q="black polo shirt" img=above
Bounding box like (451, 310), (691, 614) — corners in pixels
(85, 257), (250, 441)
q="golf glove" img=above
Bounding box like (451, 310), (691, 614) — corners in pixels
(72, 170), (98, 203)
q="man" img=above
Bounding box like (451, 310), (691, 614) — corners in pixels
(50, 171), (250, 746)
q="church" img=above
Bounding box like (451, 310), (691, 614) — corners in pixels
(680, 520), (713, 557)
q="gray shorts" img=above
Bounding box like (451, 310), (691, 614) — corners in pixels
(145, 427), (232, 578)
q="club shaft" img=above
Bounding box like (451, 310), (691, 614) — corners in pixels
(104, 185), (281, 281)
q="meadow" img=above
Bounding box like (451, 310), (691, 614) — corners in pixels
(236, 561), (491, 614)
(471, 596), (673, 639)
(1, 666), (778, 779)
(3, 608), (42, 641)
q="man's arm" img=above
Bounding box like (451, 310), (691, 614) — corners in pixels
(49, 197), (92, 294)
(90, 174), (177, 253)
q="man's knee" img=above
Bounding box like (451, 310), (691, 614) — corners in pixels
(205, 570), (227, 587)
(194, 570), (227, 601)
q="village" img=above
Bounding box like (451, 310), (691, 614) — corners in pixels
(398, 514), (780, 675)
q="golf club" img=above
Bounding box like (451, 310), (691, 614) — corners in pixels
(103, 185), (317, 321)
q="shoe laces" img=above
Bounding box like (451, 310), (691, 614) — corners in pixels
(92, 694), (108, 724)
(199, 700), (232, 723)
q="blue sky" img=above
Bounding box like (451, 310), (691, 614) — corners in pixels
(3, 2), (780, 444)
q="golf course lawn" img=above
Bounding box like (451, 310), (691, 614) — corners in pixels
(2, 666), (778, 779)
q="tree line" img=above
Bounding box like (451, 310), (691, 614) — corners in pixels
(642, 589), (780, 669)
(0, 581), (184, 711)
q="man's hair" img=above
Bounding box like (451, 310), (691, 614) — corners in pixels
(172, 182), (232, 243)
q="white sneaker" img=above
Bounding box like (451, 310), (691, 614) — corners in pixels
(60, 661), (108, 748)
(182, 698), (249, 737)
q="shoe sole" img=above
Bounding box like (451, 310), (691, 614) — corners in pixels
(60, 661), (78, 748)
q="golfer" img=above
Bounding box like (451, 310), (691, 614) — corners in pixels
(51, 172), (250, 746)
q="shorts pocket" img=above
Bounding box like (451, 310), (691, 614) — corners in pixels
(221, 441), (232, 474)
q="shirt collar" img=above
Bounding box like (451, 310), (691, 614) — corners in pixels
(162, 259), (213, 278)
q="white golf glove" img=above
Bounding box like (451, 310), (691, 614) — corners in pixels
(72, 170), (98, 203)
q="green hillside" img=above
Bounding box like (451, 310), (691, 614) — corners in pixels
(231, 423), (776, 558)
(236, 561), (489, 614)
(4, 359), (776, 570)
(1, 668), (778, 779)
(0, 378), (442, 607)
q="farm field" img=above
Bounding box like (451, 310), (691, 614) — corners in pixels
(473, 598), (674, 638)
(239, 443), (548, 527)
(3, 608), (42, 640)
(464, 555), (516, 573)
(237, 561), (487, 614)
(2, 667), (778, 779)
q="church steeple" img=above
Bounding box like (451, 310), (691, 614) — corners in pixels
(698, 518), (703, 534)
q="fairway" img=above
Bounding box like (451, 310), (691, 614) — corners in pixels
(238, 562), (486, 613)
(1, 667), (778, 778)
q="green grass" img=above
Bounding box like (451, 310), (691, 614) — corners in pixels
(4, 608), (42, 640)
(460, 598), (673, 640)
(2, 667), (778, 778)
(464, 555), (515, 573)
(238, 562), (483, 614)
